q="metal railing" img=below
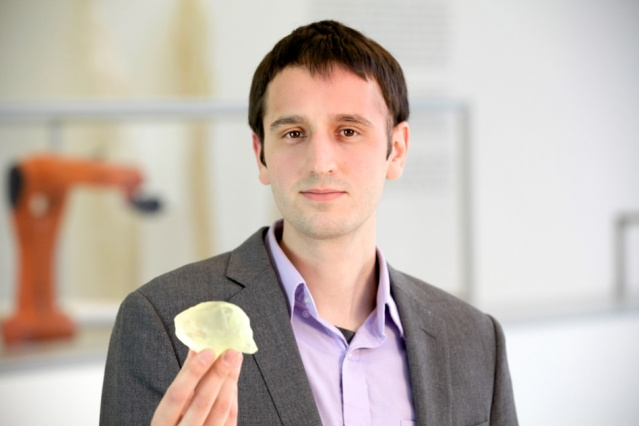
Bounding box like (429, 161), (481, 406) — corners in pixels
(615, 212), (639, 305)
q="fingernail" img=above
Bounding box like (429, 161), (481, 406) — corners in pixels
(198, 349), (215, 364)
(223, 349), (241, 366)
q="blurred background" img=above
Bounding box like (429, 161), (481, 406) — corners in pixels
(0, 0), (638, 424)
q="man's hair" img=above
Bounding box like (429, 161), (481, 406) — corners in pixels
(248, 20), (409, 164)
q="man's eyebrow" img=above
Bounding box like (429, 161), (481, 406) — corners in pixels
(269, 115), (306, 131)
(332, 114), (374, 127)
(268, 114), (375, 131)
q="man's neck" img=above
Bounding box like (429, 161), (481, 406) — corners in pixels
(278, 222), (378, 331)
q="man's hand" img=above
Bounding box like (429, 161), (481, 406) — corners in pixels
(151, 348), (243, 426)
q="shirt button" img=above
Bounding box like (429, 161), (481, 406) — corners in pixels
(302, 310), (310, 318)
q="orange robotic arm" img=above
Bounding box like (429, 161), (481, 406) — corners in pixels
(2, 154), (160, 345)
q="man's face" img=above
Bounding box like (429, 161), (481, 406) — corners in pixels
(252, 66), (409, 242)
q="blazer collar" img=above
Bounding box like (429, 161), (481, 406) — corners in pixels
(226, 228), (323, 426)
(390, 266), (453, 425)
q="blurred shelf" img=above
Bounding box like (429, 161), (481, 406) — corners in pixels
(0, 99), (247, 123)
(0, 98), (467, 123)
(0, 324), (112, 373)
(0, 299), (119, 372)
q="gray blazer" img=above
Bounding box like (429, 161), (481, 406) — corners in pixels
(100, 227), (518, 425)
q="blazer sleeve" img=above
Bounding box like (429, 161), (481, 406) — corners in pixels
(100, 291), (183, 426)
(489, 316), (519, 425)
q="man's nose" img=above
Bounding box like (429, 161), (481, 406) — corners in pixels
(305, 133), (337, 175)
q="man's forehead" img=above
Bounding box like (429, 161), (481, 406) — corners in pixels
(263, 65), (389, 119)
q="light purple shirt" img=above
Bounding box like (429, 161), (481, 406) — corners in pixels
(265, 221), (415, 426)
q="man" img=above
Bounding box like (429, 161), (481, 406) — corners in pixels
(100, 20), (518, 425)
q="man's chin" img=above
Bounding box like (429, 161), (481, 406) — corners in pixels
(285, 216), (361, 241)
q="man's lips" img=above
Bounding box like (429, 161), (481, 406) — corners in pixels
(300, 188), (346, 202)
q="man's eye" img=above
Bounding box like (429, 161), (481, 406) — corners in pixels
(342, 129), (357, 137)
(286, 130), (302, 138)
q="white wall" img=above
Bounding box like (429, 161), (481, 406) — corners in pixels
(452, 0), (639, 310)
(505, 311), (639, 425)
(0, 359), (105, 426)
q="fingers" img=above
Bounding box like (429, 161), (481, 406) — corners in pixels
(152, 349), (216, 426)
(205, 351), (243, 426)
(222, 352), (242, 426)
(221, 353), (241, 426)
(178, 349), (243, 426)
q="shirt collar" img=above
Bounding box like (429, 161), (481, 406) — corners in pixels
(265, 220), (404, 336)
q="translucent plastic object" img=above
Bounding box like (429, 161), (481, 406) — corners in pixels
(174, 301), (258, 357)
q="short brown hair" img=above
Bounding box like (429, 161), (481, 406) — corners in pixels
(248, 20), (409, 163)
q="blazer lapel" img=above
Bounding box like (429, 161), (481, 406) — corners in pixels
(390, 267), (453, 426)
(226, 229), (322, 426)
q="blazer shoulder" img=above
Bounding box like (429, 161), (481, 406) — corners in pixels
(131, 227), (272, 322)
(389, 266), (497, 334)
(136, 252), (232, 306)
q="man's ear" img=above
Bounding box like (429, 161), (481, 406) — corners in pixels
(252, 133), (270, 185)
(386, 121), (410, 180)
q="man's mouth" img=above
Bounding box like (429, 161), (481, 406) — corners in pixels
(300, 188), (346, 202)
